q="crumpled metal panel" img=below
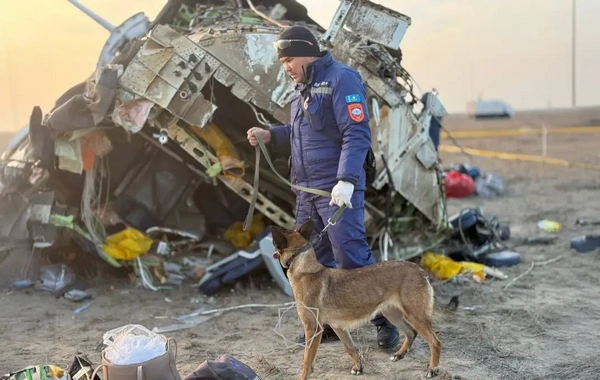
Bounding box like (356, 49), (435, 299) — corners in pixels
(359, 68), (403, 107)
(370, 103), (443, 224)
(124, 24), (295, 125)
(343, 0), (411, 50)
(188, 28), (296, 122)
(118, 26), (220, 128)
(119, 59), (158, 99)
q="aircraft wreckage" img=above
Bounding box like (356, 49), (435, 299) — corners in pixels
(0, 0), (448, 295)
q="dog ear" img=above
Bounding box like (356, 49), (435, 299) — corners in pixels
(271, 226), (287, 250)
(298, 219), (314, 241)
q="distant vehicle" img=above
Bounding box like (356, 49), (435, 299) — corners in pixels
(467, 100), (515, 119)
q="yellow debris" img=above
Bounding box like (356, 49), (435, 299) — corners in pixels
(223, 214), (265, 249)
(537, 219), (561, 232)
(102, 228), (154, 261)
(420, 251), (486, 281)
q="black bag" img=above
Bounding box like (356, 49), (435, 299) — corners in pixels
(183, 355), (260, 380)
(363, 146), (377, 186)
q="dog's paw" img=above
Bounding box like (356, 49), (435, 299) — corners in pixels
(350, 367), (363, 375)
(390, 353), (406, 362)
(425, 367), (440, 378)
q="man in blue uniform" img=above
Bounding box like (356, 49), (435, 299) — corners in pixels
(247, 25), (399, 349)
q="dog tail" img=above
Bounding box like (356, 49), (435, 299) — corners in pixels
(446, 295), (459, 311)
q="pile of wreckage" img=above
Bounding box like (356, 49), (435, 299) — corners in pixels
(0, 0), (509, 296)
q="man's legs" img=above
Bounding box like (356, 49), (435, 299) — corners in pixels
(314, 191), (400, 349)
(294, 193), (336, 267)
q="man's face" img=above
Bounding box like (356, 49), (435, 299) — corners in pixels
(279, 56), (315, 83)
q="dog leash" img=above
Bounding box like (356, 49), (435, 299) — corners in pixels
(282, 205), (346, 268)
(243, 131), (346, 232)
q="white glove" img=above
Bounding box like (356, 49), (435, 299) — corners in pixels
(329, 180), (354, 208)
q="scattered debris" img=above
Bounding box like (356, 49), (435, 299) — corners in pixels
(444, 170), (476, 199)
(73, 301), (92, 314)
(537, 219), (561, 233)
(571, 235), (600, 253)
(443, 163), (504, 198)
(442, 207), (511, 263)
(484, 250), (521, 268)
(184, 354), (259, 380)
(11, 279), (34, 289)
(421, 251), (507, 283)
(35, 264), (76, 293)
(67, 356), (100, 380)
(0, 365), (70, 380)
(521, 234), (559, 246)
(474, 172), (504, 198)
(64, 289), (92, 302)
(575, 218), (600, 227)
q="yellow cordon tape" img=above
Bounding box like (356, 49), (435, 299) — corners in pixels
(441, 126), (600, 139)
(439, 144), (600, 172)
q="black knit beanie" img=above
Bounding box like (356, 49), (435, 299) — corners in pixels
(276, 26), (321, 58)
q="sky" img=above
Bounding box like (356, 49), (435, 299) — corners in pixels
(0, 0), (598, 131)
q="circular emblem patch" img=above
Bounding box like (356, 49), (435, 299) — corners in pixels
(347, 103), (365, 122)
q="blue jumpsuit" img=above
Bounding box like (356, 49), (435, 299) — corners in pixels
(270, 51), (377, 271)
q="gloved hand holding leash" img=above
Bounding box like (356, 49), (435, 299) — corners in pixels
(330, 180), (354, 209)
(244, 129), (347, 234)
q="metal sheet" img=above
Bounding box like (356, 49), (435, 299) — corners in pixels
(182, 95), (218, 128)
(145, 76), (179, 109)
(118, 59), (156, 96)
(166, 55), (220, 127)
(344, 0), (411, 50)
(194, 30), (296, 113)
(371, 103), (442, 223)
(148, 25), (294, 123)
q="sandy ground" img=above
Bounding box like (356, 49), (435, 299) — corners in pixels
(1, 113), (600, 380)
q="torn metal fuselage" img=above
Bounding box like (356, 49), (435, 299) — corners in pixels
(111, 0), (450, 261)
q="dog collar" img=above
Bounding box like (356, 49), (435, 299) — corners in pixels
(280, 242), (312, 268)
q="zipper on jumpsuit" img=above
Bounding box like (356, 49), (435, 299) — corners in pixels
(291, 94), (308, 187)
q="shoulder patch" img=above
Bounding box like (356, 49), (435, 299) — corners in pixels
(344, 94), (361, 103)
(347, 103), (365, 122)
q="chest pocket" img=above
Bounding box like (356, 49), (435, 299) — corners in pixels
(303, 87), (335, 132)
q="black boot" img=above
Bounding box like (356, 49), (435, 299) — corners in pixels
(295, 326), (340, 344)
(376, 320), (400, 349)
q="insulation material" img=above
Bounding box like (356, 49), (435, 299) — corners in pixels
(54, 130), (113, 174)
(55, 138), (84, 174)
(112, 98), (155, 133)
(80, 130), (113, 171)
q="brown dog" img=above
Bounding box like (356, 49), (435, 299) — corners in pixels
(272, 219), (454, 379)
